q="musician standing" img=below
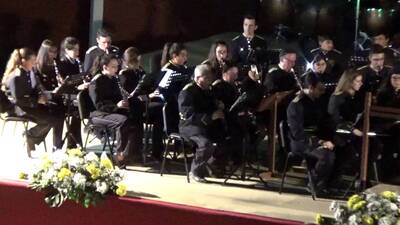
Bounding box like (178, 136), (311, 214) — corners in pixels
(57, 36), (84, 148)
(84, 28), (120, 72)
(230, 15), (268, 80)
(3, 48), (64, 157)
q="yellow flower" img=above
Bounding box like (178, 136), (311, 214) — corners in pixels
(396, 219), (400, 225)
(352, 200), (366, 211)
(315, 214), (324, 225)
(68, 148), (83, 157)
(381, 191), (397, 201)
(116, 183), (127, 196)
(19, 172), (28, 180)
(57, 168), (72, 181)
(86, 163), (101, 179)
(100, 153), (113, 170)
(362, 215), (374, 225)
(347, 194), (362, 208)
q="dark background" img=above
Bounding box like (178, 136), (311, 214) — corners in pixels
(1, 0), (399, 75)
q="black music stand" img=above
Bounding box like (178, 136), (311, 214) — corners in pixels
(54, 75), (84, 149)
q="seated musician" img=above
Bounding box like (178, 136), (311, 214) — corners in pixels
(89, 54), (142, 166)
(202, 40), (230, 81)
(287, 73), (335, 193)
(118, 47), (146, 94)
(3, 48), (64, 157)
(375, 65), (400, 182)
(57, 36), (85, 148)
(301, 55), (339, 114)
(178, 64), (225, 182)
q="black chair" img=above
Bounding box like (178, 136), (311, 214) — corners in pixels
(77, 89), (116, 157)
(159, 102), (193, 183)
(279, 120), (317, 200)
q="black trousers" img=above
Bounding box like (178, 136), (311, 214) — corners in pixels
(21, 104), (64, 149)
(189, 134), (216, 177)
(146, 101), (164, 159)
(305, 147), (336, 185)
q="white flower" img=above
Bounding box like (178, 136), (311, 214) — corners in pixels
(73, 173), (87, 188)
(390, 203), (398, 211)
(84, 152), (99, 162)
(348, 214), (360, 225)
(95, 181), (109, 194)
(330, 201), (339, 211)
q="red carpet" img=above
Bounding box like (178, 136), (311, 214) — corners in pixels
(0, 180), (304, 225)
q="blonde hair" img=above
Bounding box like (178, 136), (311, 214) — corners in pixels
(2, 48), (35, 86)
(123, 47), (140, 69)
(333, 69), (362, 95)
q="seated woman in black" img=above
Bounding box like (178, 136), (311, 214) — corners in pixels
(89, 54), (142, 165)
(375, 66), (400, 182)
(4, 48), (64, 157)
(202, 40), (230, 81)
(118, 47), (146, 94)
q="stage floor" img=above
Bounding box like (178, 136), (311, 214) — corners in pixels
(0, 121), (342, 224)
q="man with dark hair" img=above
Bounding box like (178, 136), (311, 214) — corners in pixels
(230, 14), (268, 80)
(310, 35), (344, 77)
(357, 44), (392, 94)
(287, 73), (335, 193)
(83, 28), (120, 72)
(372, 32), (400, 66)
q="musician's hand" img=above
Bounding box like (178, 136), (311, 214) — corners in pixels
(248, 70), (260, 81)
(117, 100), (129, 108)
(138, 95), (149, 102)
(212, 109), (224, 120)
(77, 82), (90, 90)
(38, 95), (48, 105)
(322, 141), (335, 150)
(352, 128), (363, 137)
(149, 90), (160, 99)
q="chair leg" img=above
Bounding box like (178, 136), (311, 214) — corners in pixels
(373, 161), (379, 183)
(13, 121), (18, 135)
(43, 139), (48, 152)
(160, 138), (171, 176)
(180, 138), (190, 183)
(279, 154), (290, 194)
(306, 168), (317, 200)
(83, 129), (91, 151)
(1, 120), (6, 136)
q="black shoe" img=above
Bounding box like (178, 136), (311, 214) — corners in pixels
(189, 172), (207, 183)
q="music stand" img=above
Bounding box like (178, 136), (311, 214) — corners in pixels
(54, 75), (85, 148)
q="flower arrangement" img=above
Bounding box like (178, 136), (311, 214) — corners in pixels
(316, 191), (400, 225)
(26, 148), (126, 208)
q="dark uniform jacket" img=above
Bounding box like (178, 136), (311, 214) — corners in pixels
(202, 59), (224, 81)
(287, 94), (333, 154)
(383, 47), (400, 67)
(36, 64), (58, 91)
(211, 79), (239, 111)
(263, 66), (298, 95)
(357, 65), (392, 94)
(83, 45), (120, 72)
(178, 82), (218, 137)
(157, 61), (192, 103)
(8, 68), (39, 109)
(231, 34), (268, 78)
(89, 74), (123, 117)
(118, 67), (146, 94)
(310, 48), (344, 77)
(328, 92), (364, 129)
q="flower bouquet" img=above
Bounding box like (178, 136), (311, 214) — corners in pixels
(316, 191), (400, 225)
(28, 148), (126, 208)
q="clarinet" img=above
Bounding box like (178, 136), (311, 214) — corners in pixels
(291, 68), (303, 91)
(53, 60), (64, 86)
(116, 76), (130, 101)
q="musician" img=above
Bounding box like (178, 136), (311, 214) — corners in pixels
(4, 48), (63, 157)
(287, 73), (335, 192)
(83, 28), (120, 72)
(309, 35), (344, 77)
(89, 54), (142, 165)
(301, 55), (339, 114)
(263, 49), (298, 95)
(118, 47), (145, 94)
(36, 40), (59, 91)
(375, 66), (400, 182)
(202, 40), (230, 80)
(178, 64), (224, 182)
(57, 36), (84, 148)
(230, 15), (268, 79)
(372, 32), (400, 66)
(357, 44), (392, 94)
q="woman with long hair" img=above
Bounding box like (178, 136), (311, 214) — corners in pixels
(202, 40), (229, 80)
(119, 47), (145, 94)
(36, 39), (59, 91)
(89, 54), (142, 165)
(4, 48), (64, 157)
